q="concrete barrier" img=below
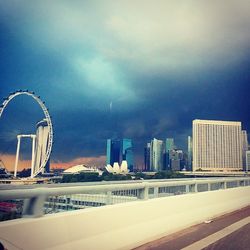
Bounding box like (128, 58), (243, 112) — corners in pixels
(1, 186), (250, 250)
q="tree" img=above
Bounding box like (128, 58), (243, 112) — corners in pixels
(61, 172), (101, 183)
(18, 168), (31, 178)
(153, 171), (185, 179)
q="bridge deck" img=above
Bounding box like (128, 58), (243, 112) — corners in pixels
(135, 205), (250, 250)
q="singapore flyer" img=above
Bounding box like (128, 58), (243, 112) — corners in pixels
(0, 90), (53, 177)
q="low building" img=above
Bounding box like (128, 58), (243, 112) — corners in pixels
(63, 164), (103, 175)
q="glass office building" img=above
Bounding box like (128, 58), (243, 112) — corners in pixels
(106, 139), (121, 166)
(106, 138), (134, 171)
(122, 139), (134, 171)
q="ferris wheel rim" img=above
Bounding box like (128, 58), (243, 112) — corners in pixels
(0, 90), (53, 177)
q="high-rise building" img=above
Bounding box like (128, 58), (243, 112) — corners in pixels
(193, 119), (243, 171)
(182, 152), (188, 170)
(150, 138), (164, 171)
(166, 138), (174, 151)
(169, 149), (185, 171)
(187, 136), (192, 171)
(121, 139), (134, 171)
(144, 143), (151, 171)
(106, 139), (120, 166)
(246, 150), (250, 172)
(241, 130), (248, 171)
(169, 149), (179, 171)
(106, 138), (134, 171)
(34, 119), (50, 173)
(165, 138), (174, 170)
(171, 159), (180, 171)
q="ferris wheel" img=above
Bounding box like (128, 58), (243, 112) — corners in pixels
(0, 90), (53, 177)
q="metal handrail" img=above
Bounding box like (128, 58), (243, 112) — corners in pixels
(0, 182), (147, 200)
(0, 177), (249, 200)
(1, 177), (249, 217)
(0, 178), (246, 200)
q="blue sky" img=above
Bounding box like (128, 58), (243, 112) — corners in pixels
(0, 0), (250, 169)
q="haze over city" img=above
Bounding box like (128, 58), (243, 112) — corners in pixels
(0, 0), (250, 170)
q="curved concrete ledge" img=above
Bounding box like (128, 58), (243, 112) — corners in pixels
(1, 186), (250, 250)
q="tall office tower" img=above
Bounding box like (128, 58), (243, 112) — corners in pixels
(166, 138), (174, 151)
(165, 138), (174, 170)
(193, 119), (243, 171)
(150, 138), (164, 171)
(169, 149), (185, 171)
(241, 130), (248, 171)
(246, 151), (250, 172)
(144, 143), (151, 171)
(182, 152), (188, 170)
(169, 149), (180, 171)
(187, 136), (192, 171)
(176, 149), (184, 169)
(34, 119), (50, 174)
(121, 139), (134, 171)
(106, 139), (120, 166)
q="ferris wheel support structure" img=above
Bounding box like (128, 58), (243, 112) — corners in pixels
(0, 90), (53, 177)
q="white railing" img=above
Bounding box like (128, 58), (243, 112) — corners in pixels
(1, 177), (250, 218)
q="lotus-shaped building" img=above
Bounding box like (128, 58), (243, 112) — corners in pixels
(105, 161), (129, 174)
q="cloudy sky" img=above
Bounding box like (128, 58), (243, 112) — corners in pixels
(0, 0), (250, 170)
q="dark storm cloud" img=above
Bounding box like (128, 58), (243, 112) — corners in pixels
(0, 0), (250, 166)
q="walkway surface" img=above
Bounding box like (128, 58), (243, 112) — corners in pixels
(134, 206), (250, 250)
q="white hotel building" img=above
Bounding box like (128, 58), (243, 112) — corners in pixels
(193, 119), (243, 171)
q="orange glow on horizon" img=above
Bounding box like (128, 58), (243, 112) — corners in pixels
(0, 154), (31, 171)
(50, 156), (106, 170)
(0, 154), (106, 171)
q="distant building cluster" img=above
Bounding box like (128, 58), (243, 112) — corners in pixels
(104, 119), (249, 173)
(143, 138), (190, 172)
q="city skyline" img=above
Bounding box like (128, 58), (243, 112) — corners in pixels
(0, 1), (250, 170)
(0, 112), (249, 171)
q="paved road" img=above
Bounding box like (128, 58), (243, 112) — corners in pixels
(203, 223), (250, 250)
(134, 206), (250, 250)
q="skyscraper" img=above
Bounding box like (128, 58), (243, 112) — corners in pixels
(193, 119), (243, 171)
(106, 139), (120, 166)
(246, 150), (250, 172)
(144, 143), (151, 171)
(121, 139), (134, 171)
(150, 138), (164, 171)
(187, 136), (192, 171)
(241, 130), (248, 171)
(166, 138), (174, 151)
(34, 119), (50, 173)
(168, 149), (185, 171)
(165, 138), (174, 170)
(106, 138), (134, 171)
(169, 150), (180, 171)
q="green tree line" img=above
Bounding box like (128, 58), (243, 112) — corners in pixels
(61, 171), (185, 183)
